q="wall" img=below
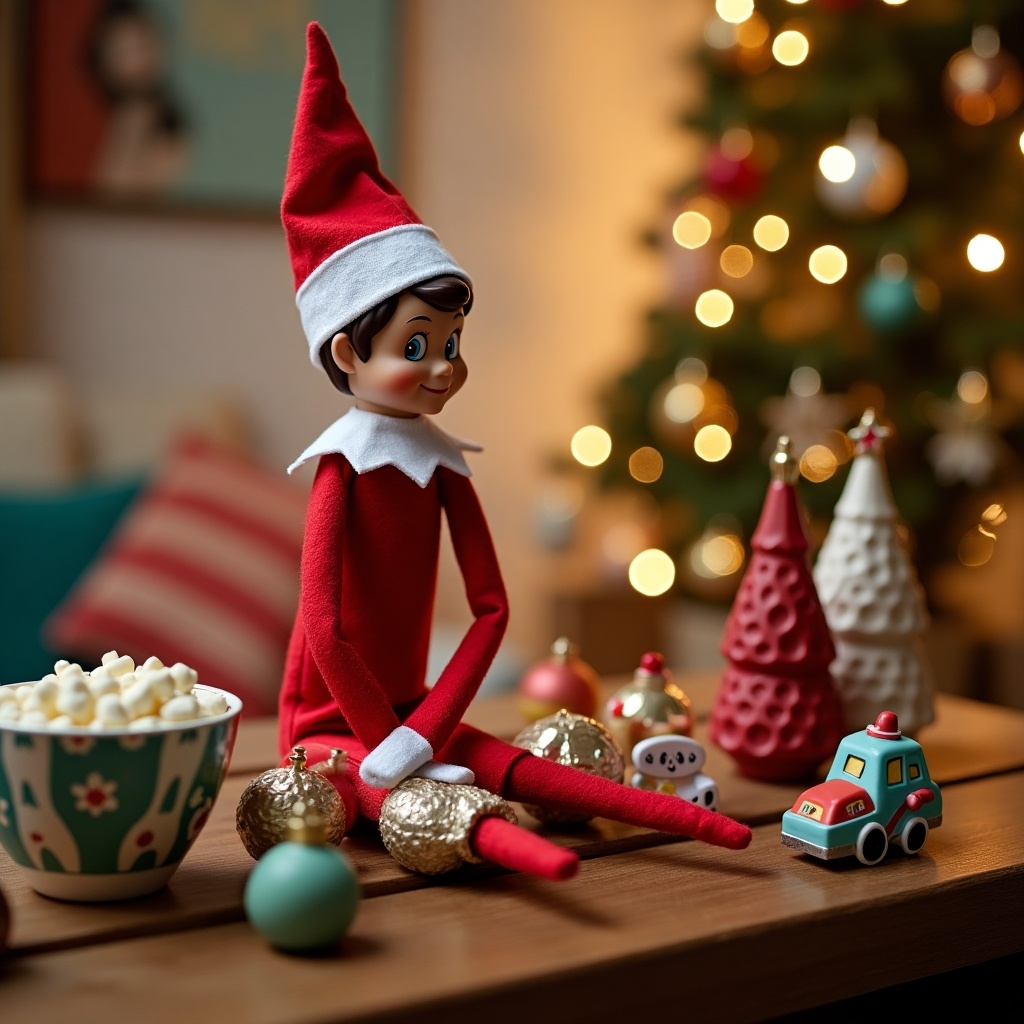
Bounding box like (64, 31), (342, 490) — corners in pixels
(27, 0), (707, 663)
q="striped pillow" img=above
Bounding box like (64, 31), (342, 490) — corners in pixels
(46, 435), (307, 716)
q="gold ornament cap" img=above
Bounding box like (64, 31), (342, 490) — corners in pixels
(770, 436), (799, 484)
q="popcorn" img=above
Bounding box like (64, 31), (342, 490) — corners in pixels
(0, 653), (229, 731)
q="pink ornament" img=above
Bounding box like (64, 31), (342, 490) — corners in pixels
(516, 637), (600, 723)
(703, 148), (762, 203)
(710, 438), (845, 781)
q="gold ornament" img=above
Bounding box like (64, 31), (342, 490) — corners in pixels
(235, 745), (347, 859)
(512, 709), (625, 824)
(378, 777), (517, 875)
(604, 652), (693, 763)
(943, 28), (1023, 126)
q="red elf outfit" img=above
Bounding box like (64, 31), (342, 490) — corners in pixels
(278, 23), (751, 880)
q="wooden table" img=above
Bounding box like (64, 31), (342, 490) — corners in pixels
(2, 674), (1023, 1022)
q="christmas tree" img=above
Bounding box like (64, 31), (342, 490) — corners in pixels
(710, 437), (844, 781)
(813, 409), (935, 734)
(594, 0), (1024, 603)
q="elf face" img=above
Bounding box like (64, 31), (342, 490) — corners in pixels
(331, 292), (468, 418)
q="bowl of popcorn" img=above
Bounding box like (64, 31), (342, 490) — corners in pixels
(0, 653), (242, 902)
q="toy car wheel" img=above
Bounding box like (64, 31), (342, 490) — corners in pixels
(900, 816), (928, 855)
(855, 822), (888, 865)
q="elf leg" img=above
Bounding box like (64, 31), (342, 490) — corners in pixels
(294, 733), (578, 881)
(440, 725), (752, 851)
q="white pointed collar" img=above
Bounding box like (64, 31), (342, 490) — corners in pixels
(287, 407), (481, 487)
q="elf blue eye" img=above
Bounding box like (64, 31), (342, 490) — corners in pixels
(404, 333), (427, 361)
(444, 332), (460, 360)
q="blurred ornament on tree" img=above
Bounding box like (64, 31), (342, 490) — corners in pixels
(703, 144), (763, 202)
(513, 709), (625, 825)
(710, 438), (845, 782)
(604, 652), (693, 763)
(516, 637), (601, 723)
(813, 409), (935, 734)
(815, 119), (907, 219)
(924, 370), (1017, 487)
(943, 25), (1023, 126)
(760, 366), (850, 459)
(857, 254), (924, 333)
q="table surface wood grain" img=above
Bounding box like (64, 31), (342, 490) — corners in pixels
(2, 674), (1023, 1023)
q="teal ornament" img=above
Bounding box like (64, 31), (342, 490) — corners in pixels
(857, 272), (920, 332)
(244, 803), (360, 951)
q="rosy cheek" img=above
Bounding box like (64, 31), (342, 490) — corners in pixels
(384, 367), (422, 392)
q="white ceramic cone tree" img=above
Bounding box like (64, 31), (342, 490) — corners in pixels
(813, 409), (935, 735)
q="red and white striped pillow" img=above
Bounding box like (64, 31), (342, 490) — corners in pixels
(46, 435), (307, 716)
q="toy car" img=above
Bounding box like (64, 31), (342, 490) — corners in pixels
(781, 711), (942, 866)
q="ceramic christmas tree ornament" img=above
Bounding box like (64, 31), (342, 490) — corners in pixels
(813, 409), (936, 734)
(272, 22), (751, 883)
(516, 637), (600, 723)
(710, 437), (845, 781)
(604, 652), (694, 764)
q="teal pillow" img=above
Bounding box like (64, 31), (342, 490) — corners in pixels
(0, 477), (143, 684)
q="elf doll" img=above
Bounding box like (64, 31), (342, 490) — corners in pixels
(278, 23), (751, 881)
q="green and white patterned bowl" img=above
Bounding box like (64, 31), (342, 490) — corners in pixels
(0, 684), (241, 901)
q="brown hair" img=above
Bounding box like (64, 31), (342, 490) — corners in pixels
(319, 275), (473, 395)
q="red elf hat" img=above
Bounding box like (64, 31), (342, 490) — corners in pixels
(282, 22), (470, 366)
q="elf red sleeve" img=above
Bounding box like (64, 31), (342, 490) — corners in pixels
(403, 468), (509, 752)
(300, 456), (403, 749)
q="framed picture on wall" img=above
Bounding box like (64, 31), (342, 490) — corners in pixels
(25, 0), (399, 213)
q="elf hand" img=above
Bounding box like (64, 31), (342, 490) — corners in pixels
(414, 760), (475, 785)
(359, 726), (475, 788)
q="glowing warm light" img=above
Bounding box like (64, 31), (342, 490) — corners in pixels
(721, 244), (754, 278)
(716, 0), (754, 24)
(790, 366), (821, 397)
(602, 522), (648, 566)
(721, 127), (754, 161)
(972, 25), (1001, 60)
(704, 18), (737, 50)
(773, 30), (809, 66)
(694, 424), (733, 462)
(702, 534), (745, 576)
(819, 145), (856, 183)
(824, 428), (854, 464)
(881, 0), (908, 5)
(785, 0), (809, 4)
(687, 195), (731, 238)
(808, 245), (848, 284)
(629, 446), (665, 483)
(664, 382), (705, 423)
(570, 425), (612, 467)
(736, 12), (770, 48)
(982, 503), (1008, 526)
(967, 234), (1005, 272)
(628, 549), (676, 596)
(753, 214), (789, 251)
(672, 211), (712, 249)
(913, 277), (941, 312)
(1019, 130), (1024, 155)
(879, 253), (908, 280)
(695, 289), (735, 327)
(800, 445), (838, 483)
(675, 357), (708, 384)
(958, 527), (995, 567)
(958, 370), (989, 404)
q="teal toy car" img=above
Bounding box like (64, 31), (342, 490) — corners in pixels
(781, 711), (942, 865)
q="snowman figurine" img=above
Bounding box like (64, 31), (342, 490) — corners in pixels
(630, 735), (719, 812)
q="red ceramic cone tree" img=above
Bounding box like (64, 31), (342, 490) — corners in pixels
(710, 437), (844, 781)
